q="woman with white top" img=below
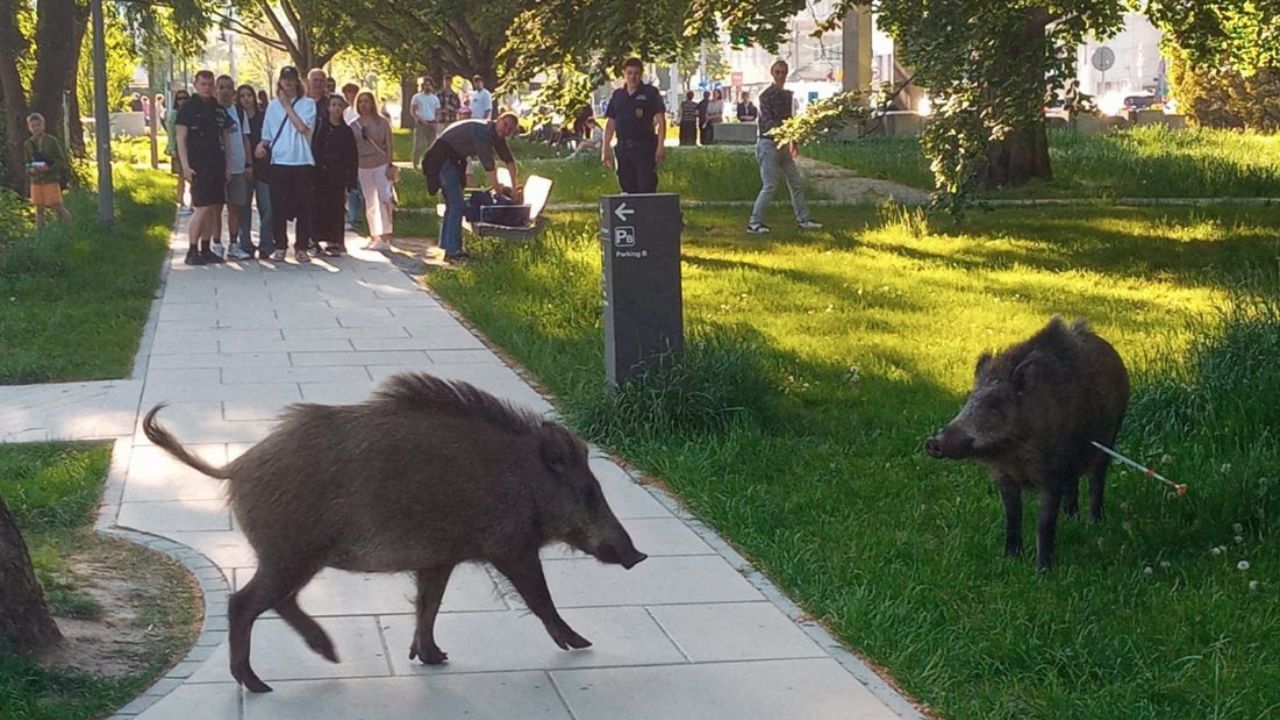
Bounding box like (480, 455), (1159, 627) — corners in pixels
(353, 91), (396, 251)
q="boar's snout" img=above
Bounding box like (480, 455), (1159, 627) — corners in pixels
(589, 525), (648, 570)
(925, 426), (975, 459)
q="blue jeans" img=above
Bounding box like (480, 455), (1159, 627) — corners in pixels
(239, 179), (273, 254)
(750, 138), (810, 226)
(439, 161), (464, 257)
(346, 186), (363, 228)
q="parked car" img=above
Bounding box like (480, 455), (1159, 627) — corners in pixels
(1122, 93), (1157, 112)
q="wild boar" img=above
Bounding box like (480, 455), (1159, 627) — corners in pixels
(924, 317), (1129, 570)
(142, 372), (647, 692)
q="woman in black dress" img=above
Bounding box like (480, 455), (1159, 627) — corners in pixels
(311, 94), (358, 255)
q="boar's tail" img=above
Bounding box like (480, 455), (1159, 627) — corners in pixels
(142, 404), (232, 479)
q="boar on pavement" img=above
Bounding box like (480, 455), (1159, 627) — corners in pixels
(143, 372), (648, 693)
(924, 317), (1129, 570)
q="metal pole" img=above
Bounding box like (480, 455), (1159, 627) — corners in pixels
(91, 0), (113, 224)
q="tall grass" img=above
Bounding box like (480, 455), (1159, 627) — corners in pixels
(0, 165), (173, 383)
(809, 126), (1280, 199)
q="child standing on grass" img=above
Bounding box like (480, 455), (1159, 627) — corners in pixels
(23, 113), (72, 229)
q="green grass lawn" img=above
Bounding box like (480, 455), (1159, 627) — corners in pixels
(0, 166), (173, 383)
(423, 204), (1280, 719)
(808, 126), (1280, 199)
(0, 443), (199, 720)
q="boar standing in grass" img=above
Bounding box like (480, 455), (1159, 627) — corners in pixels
(143, 373), (647, 693)
(924, 317), (1129, 570)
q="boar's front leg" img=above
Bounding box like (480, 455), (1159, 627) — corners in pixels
(409, 565), (454, 665)
(1035, 487), (1063, 571)
(492, 552), (591, 652)
(996, 477), (1023, 558)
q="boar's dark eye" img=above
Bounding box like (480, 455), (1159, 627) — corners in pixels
(580, 483), (602, 509)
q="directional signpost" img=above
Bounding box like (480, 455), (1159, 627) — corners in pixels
(599, 194), (684, 387)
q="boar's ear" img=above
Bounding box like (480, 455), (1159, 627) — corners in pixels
(974, 352), (993, 379)
(538, 421), (578, 476)
(1013, 351), (1050, 393)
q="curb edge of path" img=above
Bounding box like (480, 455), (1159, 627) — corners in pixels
(96, 209), (235, 719)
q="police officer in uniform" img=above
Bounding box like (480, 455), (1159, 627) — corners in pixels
(602, 57), (666, 193)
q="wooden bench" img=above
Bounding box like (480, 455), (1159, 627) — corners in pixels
(436, 171), (554, 241)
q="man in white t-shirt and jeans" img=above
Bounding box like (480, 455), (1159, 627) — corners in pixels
(410, 76), (441, 167)
(469, 75), (493, 120)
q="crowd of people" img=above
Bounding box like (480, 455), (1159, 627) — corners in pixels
(154, 55), (816, 267)
(168, 66), (400, 265)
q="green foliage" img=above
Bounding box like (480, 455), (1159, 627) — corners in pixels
(76, 2), (138, 113)
(869, 1), (1126, 214)
(1145, 0), (1280, 74)
(1167, 45), (1280, 132)
(0, 187), (33, 242)
(768, 91), (868, 146)
(522, 64), (599, 131)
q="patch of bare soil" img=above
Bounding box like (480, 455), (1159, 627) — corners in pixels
(795, 156), (931, 205)
(34, 533), (201, 679)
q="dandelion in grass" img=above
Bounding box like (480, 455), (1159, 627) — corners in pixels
(1235, 535), (1244, 544)
(1160, 560), (1170, 569)
(1144, 566), (1154, 576)
(1233, 523), (1243, 534)
(1250, 581), (1261, 591)
(1238, 561), (1250, 571)
(1211, 547), (1223, 556)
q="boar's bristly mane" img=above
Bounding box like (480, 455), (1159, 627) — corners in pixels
(370, 372), (544, 435)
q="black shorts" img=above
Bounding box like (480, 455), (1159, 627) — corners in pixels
(191, 165), (226, 207)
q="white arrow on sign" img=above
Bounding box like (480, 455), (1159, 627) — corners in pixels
(614, 202), (635, 222)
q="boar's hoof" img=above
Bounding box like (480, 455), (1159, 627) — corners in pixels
(232, 663), (273, 693)
(409, 642), (449, 665)
(551, 626), (592, 651)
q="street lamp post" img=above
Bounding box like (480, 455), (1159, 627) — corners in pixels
(91, 0), (113, 224)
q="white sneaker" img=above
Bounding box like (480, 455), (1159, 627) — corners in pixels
(210, 242), (226, 259)
(746, 222), (771, 234)
(796, 219), (824, 231)
(365, 240), (391, 251)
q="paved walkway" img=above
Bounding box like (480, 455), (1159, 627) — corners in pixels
(28, 216), (922, 719)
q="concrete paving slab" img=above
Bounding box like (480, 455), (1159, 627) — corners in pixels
(552, 658), (902, 720)
(238, 673), (571, 720)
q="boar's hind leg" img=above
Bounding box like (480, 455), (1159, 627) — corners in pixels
(1087, 453), (1110, 522)
(997, 480), (1023, 557)
(275, 594), (338, 662)
(409, 565), (454, 665)
(492, 553), (591, 651)
(228, 563), (319, 693)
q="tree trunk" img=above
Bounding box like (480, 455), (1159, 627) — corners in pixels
(64, 1), (88, 156)
(979, 8), (1053, 189)
(0, 0), (30, 192)
(0, 496), (63, 652)
(981, 120), (1051, 188)
(30, 0), (81, 140)
(400, 74), (414, 129)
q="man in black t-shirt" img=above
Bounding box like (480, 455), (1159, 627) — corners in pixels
(601, 57), (666, 193)
(176, 69), (234, 265)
